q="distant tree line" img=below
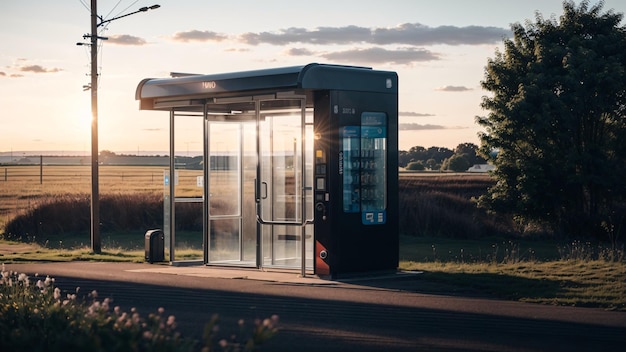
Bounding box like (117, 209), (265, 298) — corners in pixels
(103, 145), (489, 173)
(399, 143), (487, 172)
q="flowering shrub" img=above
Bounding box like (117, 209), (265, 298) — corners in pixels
(201, 313), (280, 352)
(0, 264), (278, 351)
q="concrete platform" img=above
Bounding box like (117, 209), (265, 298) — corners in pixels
(127, 265), (330, 284)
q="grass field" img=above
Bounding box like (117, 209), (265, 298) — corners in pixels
(1, 165), (625, 310)
(1, 235), (624, 310)
(0, 165), (200, 229)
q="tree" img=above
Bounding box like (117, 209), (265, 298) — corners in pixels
(476, 1), (626, 239)
(454, 143), (477, 157)
(440, 143), (486, 171)
(425, 158), (438, 170)
(398, 145), (453, 169)
(426, 146), (454, 163)
(441, 154), (471, 172)
(99, 150), (116, 158)
(454, 143), (487, 166)
(406, 161), (425, 171)
(398, 150), (411, 167)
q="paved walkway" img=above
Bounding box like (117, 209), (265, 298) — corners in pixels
(127, 264), (331, 283)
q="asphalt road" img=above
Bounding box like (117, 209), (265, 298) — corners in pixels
(5, 262), (626, 351)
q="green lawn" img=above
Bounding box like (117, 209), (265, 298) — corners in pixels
(400, 236), (625, 310)
(1, 235), (624, 311)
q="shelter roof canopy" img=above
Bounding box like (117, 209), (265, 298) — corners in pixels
(135, 63), (398, 110)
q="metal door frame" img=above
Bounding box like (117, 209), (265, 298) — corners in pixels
(255, 96), (313, 276)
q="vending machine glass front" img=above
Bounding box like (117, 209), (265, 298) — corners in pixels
(340, 112), (387, 225)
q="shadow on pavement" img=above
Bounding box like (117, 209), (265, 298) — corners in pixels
(46, 274), (625, 352)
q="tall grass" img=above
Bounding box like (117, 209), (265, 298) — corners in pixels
(1, 168), (621, 246)
(0, 165), (194, 230)
(3, 193), (164, 243)
(399, 174), (517, 238)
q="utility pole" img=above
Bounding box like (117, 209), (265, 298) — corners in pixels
(89, 0), (100, 253)
(79, 1), (160, 253)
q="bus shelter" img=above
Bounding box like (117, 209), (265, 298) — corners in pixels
(135, 63), (399, 278)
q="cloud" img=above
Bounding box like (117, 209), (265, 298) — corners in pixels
(240, 25), (371, 45)
(400, 123), (447, 131)
(142, 128), (162, 132)
(284, 46), (438, 65)
(171, 30), (228, 43)
(239, 22), (509, 46)
(435, 85), (473, 92)
(107, 34), (147, 46)
(171, 21), (509, 66)
(285, 47), (316, 56)
(399, 111), (435, 117)
(372, 23), (509, 46)
(225, 48), (250, 52)
(18, 65), (62, 74)
(400, 123), (468, 131)
(4, 59), (62, 76)
(320, 47), (439, 65)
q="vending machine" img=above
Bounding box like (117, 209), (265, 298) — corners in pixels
(313, 89), (399, 277)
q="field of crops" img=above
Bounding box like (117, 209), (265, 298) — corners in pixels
(0, 165), (207, 228)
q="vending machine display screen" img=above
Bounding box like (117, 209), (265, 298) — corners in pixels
(340, 112), (387, 225)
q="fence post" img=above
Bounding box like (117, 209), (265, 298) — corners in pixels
(40, 155), (43, 184)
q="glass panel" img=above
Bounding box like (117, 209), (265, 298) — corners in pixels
(258, 100), (313, 269)
(204, 101), (257, 265)
(172, 113), (204, 262)
(340, 112), (387, 225)
(258, 100), (303, 224)
(174, 116), (204, 199)
(261, 223), (312, 268)
(360, 112), (387, 225)
(242, 123), (257, 262)
(209, 123), (241, 216)
(209, 218), (240, 262)
(163, 169), (171, 261)
(174, 202), (204, 260)
(207, 120), (256, 265)
(341, 126), (361, 213)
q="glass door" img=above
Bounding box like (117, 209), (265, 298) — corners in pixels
(203, 97), (313, 271)
(256, 99), (314, 270)
(207, 121), (256, 265)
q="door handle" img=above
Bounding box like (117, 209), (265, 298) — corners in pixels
(254, 179), (268, 201)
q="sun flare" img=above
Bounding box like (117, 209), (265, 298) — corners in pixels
(78, 109), (92, 131)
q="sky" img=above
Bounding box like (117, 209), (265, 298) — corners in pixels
(1, 0), (625, 155)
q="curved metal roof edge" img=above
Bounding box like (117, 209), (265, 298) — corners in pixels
(135, 78), (154, 100)
(136, 63), (396, 101)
